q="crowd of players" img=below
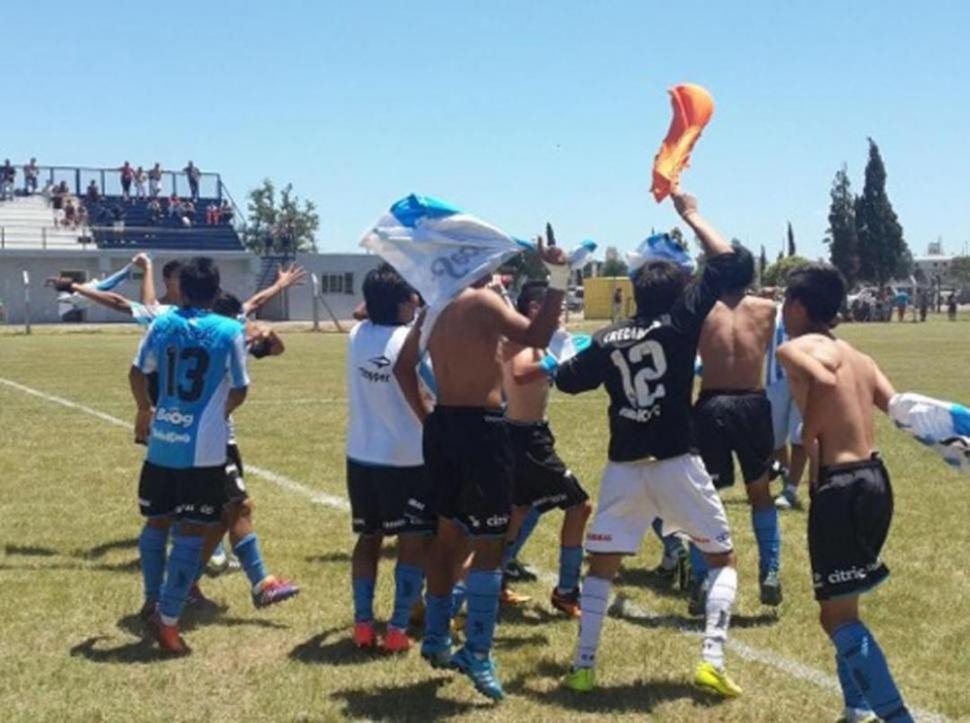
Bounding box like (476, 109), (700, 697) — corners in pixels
(54, 185), (915, 722)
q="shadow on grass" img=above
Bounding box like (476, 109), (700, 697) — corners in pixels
(4, 544), (58, 557)
(306, 547), (398, 564)
(290, 627), (382, 666)
(610, 599), (778, 633)
(615, 566), (691, 599)
(82, 537), (139, 559)
(0, 559), (140, 574)
(331, 678), (480, 721)
(70, 636), (175, 664)
(505, 658), (720, 714)
(498, 603), (565, 627)
(495, 632), (549, 651)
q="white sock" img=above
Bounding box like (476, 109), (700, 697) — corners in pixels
(573, 576), (611, 669)
(702, 565), (737, 669)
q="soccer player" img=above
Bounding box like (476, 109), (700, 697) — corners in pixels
(500, 281), (592, 617)
(690, 246), (782, 610)
(345, 264), (434, 653)
(778, 264), (913, 723)
(129, 257), (250, 655)
(556, 188), (744, 697)
(394, 237), (568, 701)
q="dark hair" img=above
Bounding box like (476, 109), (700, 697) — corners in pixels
(723, 244), (755, 293)
(179, 257), (220, 307)
(632, 260), (689, 318)
(162, 259), (182, 279)
(362, 263), (414, 325)
(212, 290), (243, 318)
(785, 263), (846, 325)
(515, 280), (548, 315)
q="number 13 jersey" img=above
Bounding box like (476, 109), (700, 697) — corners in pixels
(134, 307), (250, 468)
(555, 253), (737, 462)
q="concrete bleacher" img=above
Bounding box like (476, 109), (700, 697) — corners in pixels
(0, 195), (91, 250)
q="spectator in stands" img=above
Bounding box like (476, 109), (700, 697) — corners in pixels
(0, 159), (15, 200)
(167, 193), (180, 219)
(184, 160), (201, 200)
(149, 163), (163, 197)
(147, 197), (162, 225)
(180, 199), (196, 226)
(52, 181), (68, 210)
(219, 199), (234, 225)
(86, 180), (100, 204)
(134, 166), (148, 198)
(205, 201), (219, 225)
(119, 161), (135, 200)
(23, 158), (39, 195)
(63, 199), (77, 227)
(77, 203), (89, 228)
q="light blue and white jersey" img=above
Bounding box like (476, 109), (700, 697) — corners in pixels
(131, 302), (175, 327)
(135, 308), (249, 469)
(765, 308), (788, 386)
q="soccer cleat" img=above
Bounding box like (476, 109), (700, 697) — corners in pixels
(252, 576), (300, 609)
(499, 585), (531, 606)
(382, 625), (412, 653)
(224, 551), (242, 573)
(150, 613), (191, 656)
(760, 569), (783, 606)
(206, 546), (228, 576)
(836, 710), (879, 723)
(564, 667), (596, 693)
(420, 636), (453, 669)
(693, 661), (742, 698)
(186, 582), (216, 609)
(451, 646), (505, 701)
(774, 487), (803, 511)
(353, 621), (377, 649)
(687, 577), (708, 616)
(503, 558), (538, 583)
(550, 587), (581, 619)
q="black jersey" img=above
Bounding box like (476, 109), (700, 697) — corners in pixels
(555, 252), (736, 462)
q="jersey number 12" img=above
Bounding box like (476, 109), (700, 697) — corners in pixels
(610, 339), (667, 408)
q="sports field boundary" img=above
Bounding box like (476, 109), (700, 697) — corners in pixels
(0, 376), (949, 723)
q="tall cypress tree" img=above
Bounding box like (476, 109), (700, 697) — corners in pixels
(759, 245), (767, 283)
(787, 222), (796, 257)
(825, 165), (859, 283)
(854, 138), (910, 284)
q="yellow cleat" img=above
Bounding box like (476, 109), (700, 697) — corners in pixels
(693, 661), (742, 698)
(564, 667), (596, 693)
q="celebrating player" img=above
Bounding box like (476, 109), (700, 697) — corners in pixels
(778, 264), (914, 722)
(345, 264), (434, 653)
(555, 187), (744, 698)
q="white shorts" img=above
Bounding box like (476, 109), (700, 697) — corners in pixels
(585, 454), (733, 555)
(766, 379), (802, 448)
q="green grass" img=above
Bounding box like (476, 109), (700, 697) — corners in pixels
(1, 317), (969, 721)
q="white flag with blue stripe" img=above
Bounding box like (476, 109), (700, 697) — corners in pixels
(889, 392), (970, 472)
(627, 233), (695, 275)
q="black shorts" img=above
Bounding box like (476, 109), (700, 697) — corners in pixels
(346, 458), (436, 536)
(510, 421), (588, 512)
(137, 460), (230, 524)
(809, 455), (893, 602)
(423, 406), (514, 537)
(224, 443), (248, 506)
(693, 389), (775, 489)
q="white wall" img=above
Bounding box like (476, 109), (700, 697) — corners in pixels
(284, 252), (382, 321)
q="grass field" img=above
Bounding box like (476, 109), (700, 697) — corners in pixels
(1, 316), (969, 722)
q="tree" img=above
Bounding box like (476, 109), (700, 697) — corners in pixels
(601, 246), (629, 277)
(854, 139), (910, 284)
(763, 255), (810, 287)
(787, 221), (796, 257)
(243, 179), (320, 253)
(824, 165), (859, 284)
(759, 245), (767, 283)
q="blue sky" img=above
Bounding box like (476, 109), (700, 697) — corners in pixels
(4, 1), (968, 259)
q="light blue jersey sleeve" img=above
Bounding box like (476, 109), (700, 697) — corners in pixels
(228, 327), (250, 389)
(134, 321), (159, 372)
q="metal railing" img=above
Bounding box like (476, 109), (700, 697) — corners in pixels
(1, 164), (223, 201)
(0, 223), (91, 250)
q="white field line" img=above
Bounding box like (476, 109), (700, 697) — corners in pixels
(0, 376), (949, 723)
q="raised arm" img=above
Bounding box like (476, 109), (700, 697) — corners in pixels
(134, 253), (157, 306)
(242, 263), (307, 316)
(393, 313), (433, 423)
(671, 186), (732, 258)
(49, 277), (133, 316)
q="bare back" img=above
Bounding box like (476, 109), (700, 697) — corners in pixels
(502, 342), (549, 422)
(698, 295), (776, 390)
(782, 334), (893, 467)
(427, 288), (505, 408)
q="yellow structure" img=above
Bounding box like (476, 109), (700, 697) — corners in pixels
(583, 277), (635, 320)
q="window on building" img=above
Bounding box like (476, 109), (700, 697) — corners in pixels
(321, 273), (348, 295)
(344, 272), (354, 295)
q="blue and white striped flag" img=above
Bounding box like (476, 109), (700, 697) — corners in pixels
(627, 233), (695, 275)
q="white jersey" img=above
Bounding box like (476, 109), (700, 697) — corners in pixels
(765, 307), (788, 386)
(346, 321), (423, 467)
(132, 302), (175, 327)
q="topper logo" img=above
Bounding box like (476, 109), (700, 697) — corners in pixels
(431, 247), (488, 279)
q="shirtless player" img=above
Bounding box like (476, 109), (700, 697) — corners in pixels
(692, 247), (782, 610)
(502, 281), (592, 619)
(395, 236), (568, 701)
(778, 263), (913, 723)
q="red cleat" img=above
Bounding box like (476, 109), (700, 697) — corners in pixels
(382, 626), (412, 653)
(550, 587), (582, 619)
(150, 613), (191, 656)
(354, 621), (377, 649)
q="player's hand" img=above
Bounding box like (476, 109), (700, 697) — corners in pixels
(134, 407), (153, 444)
(537, 224), (567, 266)
(276, 263), (307, 289)
(132, 253), (151, 269)
(671, 184), (699, 219)
(46, 276), (75, 293)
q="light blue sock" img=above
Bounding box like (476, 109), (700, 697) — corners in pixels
(689, 542), (709, 584)
(158, 534), (203, 622)
(389, 563), (424, 629)
(832, 622), (912, 722)
(138, 525), (168, 604)
(450, 580), (467, 618)
(557, 546), (583, 593)
(752, 506), (781, 577)
(233, 533), (269, 590)
(652, 518), (682, 560)
(504, 506), (541, 566)
(837, 654), (873, 715)
(423, 593), (451, 649)
(352, 577), (376, 623)
(464, 569), (502, 656)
